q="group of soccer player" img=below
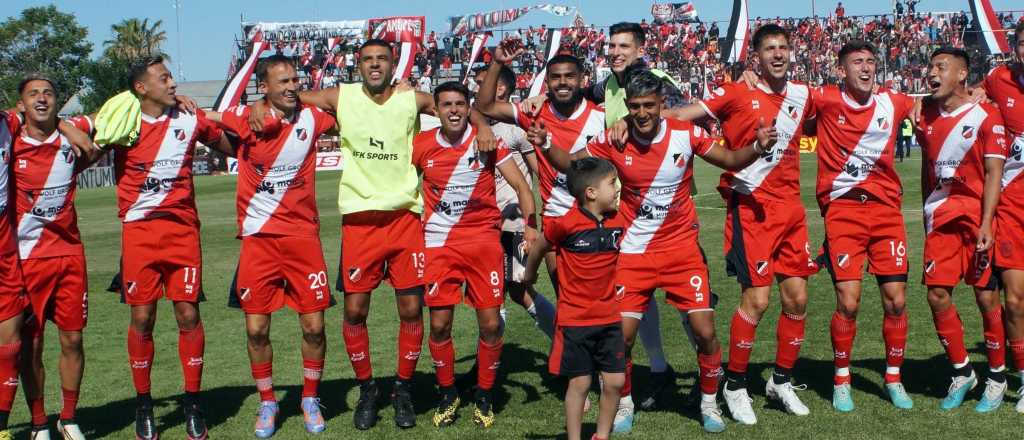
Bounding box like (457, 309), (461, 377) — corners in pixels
(0, 16), (1022, 440)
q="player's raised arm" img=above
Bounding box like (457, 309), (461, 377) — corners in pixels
(474, 44), (523, 124)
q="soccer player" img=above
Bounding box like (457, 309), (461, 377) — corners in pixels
(537, 71), (774, 432)
(249, 39), (497, 430)
(656, 24), (818, 423)
(916, 47), (1007, 411)
(0, 110), (29, 440)
(984, 21), (1024, 414)
(808, 41), (916, 411)
(99, 56), (233, 440)
(411, 81), (537, 428)
(214, 55), (337, 437)
(11, 76), (96, 440)
(523, 157), (625, 440)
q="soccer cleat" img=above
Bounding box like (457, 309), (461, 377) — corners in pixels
(301, 397), (326, 434)
(1016, 386), (1024, 414)
(612, 402), (634, 433)
(353, 381), (381, 430)
(885, 382), (914, 409)
(135, 404), (158, 440)
(700, 401), (727, 433)
(639, 365), (677, 410)
(766, 377), (810, 416)
(940, 371), (977, 410)
(432, 388), (461, 427)
(184, 401), (208, 440)
(57, 420), (86, 440)
(253, 401), (278, 439)
(974, 378), (1006, 413)
(0, 429), (11, 440)
(472, 389), (496, 428)
(722, 386), (757, 425)
(832, 384), (854, 412)
(392, 380), (417, 429)
(29, 428), (50, 440)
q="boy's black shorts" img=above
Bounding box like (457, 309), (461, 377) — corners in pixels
(549, 323), (626, 377)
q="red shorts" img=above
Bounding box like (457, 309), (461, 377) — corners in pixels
(996, 205), (1024, 271)
(22, 255), (88, 334)
(339, 210), (425, 294)
(234, 235), (333, 314)
(0, 252), (28, 322)
(923, 218), (995, 289)
(724, 195), (818, 287)
(424, 240), (504, 309)
(615, 249), (712, 314)
(121, 217), (203, 305)
(822, 200), (909, 282)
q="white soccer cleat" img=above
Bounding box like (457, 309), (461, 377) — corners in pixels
(29, 427), (50, 440)
(766, 377), (810, 416)
(722, 386), (757, 425)
(700, 400), (727, 433)
(1016, 386), (1024, 414)
(612, 402), (634, 433)
(57, 420), (86, 440)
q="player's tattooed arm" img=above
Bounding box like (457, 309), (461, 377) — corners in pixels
(474, 44), (523, 124)
(978, 156), (1005, 251)
(701, 117), (775, 171)
(497, 159), (539, 254)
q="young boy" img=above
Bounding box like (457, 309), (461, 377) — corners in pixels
(524, 157), (625, 440)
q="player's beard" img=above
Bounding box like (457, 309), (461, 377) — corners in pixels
(546, 87), (582, 109)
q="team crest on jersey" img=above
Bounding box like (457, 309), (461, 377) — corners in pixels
(61, 146), (74, 164)
(614, 284), (625, 300)
(347, 267), (362, 282)
(787, 105), (798, 120)
(239, 288), (251, 301)
(467, 154), (483, 170)
(755, 260), (769, 275)
(672, 152), (686, 167)
(714, 87), (726, 97)
(1000, 240), (1013, 257)
(751, 100), (761, 110)
(0, 149), (6, 163)
(925, 260), (936, 274)
(125, 281), (137, 295)
(296, 128), (308, 141)
(837, 254), (850, 268)
(427, 282), (439, 296)
(174, 128), (186, 141)
(961, 126), (975, 139)
(876, 117), (890, 130)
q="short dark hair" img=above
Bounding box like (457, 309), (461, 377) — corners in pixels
(433, 81), (470, 103)
(609, 22), (645, 46)
(930, 46), (970, 68)
(838, 40), (876, 63)
(359, 39), (393, 57)
(127, 56), (167, 87)
(751, 24), (789, 50)
(546, 54), (583, 73)
(567, 157), (617, 202)
(497, 65), (517, 92)
(625, 70), (663, 99)
(1015, 20), (1024, 41)
(17, 74), (57, 96)
(255, 54), (295, 83)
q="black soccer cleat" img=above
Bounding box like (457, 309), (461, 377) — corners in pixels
(392, 380), (417, 429)
(472, 388), (496, 428)
(135, 404), (159, 440)
(640, 364), (678, 410)
(183, 401), (208, 440)
(353, 380), (381, 430)
(432, 386), (460, 427)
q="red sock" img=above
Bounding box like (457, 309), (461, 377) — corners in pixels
(830, 312), (856, 385)
(179, 322), (205, 393)
(727, 309), (758, 375)
(932, 305), (969, 366)
(396, 321), (423, 380)
(428, 338), (456, 387)
(981, 306), (1006, 370)
(621, 357), (633, 397)
(302, 358), (324, 398)
(28, 397), (46, 426)
(1009, 339), (1024, 372)
(697, 349), (723, 395)
(477, 337), (503, 391)
(883, 312), (908, 383)
(251, 361), (275, 402)
(342, 322), (373, 381)
(60, 388), (78, 420)
(776, 312), (806, 370)
(0, 342), (19, 412)
(127, 326), (154, 394)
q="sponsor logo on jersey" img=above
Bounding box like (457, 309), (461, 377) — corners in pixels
(427, 159), (434, 168)
(255, 180), (276, 194)
(625, 155), (633, 166)
(369, 137), (384, 150)
(838, 114), (846, 125)
(751, 100), (760, 110)
(1, 377), (18, 387)
(350, 352), (367, 362)
(736, 340), (754, 349)
(1007, 97), (1015, 108)
(844, 162), (860, 177)
(187, 357), (204, 367)
(962, 126), (975, 139)
(755, 260), (769, 275)
(403, 350), (421, 361)
(434, 200), (452, 215)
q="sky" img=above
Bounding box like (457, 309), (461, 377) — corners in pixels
(6, 0), (1020, 81)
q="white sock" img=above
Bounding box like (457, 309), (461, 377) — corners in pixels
(639, 301), (668, 373)
(835, 367), (850, 378)
(526, 303), (538, 319)
(619, 395), (634, 409)
(701, 393), (717, 406)
(532, 293), (556, 338)
(886, 366), (900, 376)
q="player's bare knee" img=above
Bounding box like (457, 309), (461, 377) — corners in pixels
(974, 289), (1001, 312)
(247, 330), (271, 349)
(343, 307), (369, 326)
(301, 328), (325, 347)
(926, 288), (952, 309)
(1006, 290), (1024, 316)
(836, 297), (860, 319)
(59, 331), (84, 352)
(429, 321), (452, 342)
(600, 372), (625, 392)
(174, 306), (201, 330)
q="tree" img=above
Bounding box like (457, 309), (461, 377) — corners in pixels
(79, 56), (132, 114)
(0, 5), (92, 108)
(103, 18), (170, 62)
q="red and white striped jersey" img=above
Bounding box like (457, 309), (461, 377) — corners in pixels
(12, 116), (93, 259)
(812, 86), (915, 209)
(511, 100), (604, 217)
(411, 126), (512, 248)
(114, 109), (222, 225)
(983, 65), (1024, 196)
(0, 113), (21, 256)
(221, 104), (335, 237)
(916, 102), (1007, 233)
(586, 118), (717, 254)
(700, 81), (811, 203)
